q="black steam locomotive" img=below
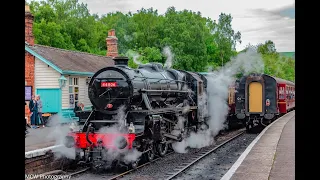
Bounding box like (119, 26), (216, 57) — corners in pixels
(64, 57), (210, 171)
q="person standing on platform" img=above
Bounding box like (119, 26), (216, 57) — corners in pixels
(29, 95), (38, 128)
(25, 102), (29, 135)
(36, 95), (45, 128)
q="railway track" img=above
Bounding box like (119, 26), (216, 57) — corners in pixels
(56, 167), (90, 180)
(50, 128), (246, 180)
(105, 151), (175, 180)
(56, 150), (175, 180)
(103, 129), (245, 180)
(164, 130), (245, 180)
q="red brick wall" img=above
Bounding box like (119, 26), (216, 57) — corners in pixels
(25, 7), (35, 121)
(25, 52), (35, 121)
(25, 152), (73, 174)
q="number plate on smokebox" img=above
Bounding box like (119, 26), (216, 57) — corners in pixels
(101, 82), (117, 87)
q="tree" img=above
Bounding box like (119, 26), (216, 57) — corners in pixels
(28, 0), (294, 81)
(211, 13), (242, 66)
(257, 40), (277, 55)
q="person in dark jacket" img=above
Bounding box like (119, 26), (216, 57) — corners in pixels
(25, 102), (29, 135)
(73, 102), (84, 113)
(29, 95), (38, 128)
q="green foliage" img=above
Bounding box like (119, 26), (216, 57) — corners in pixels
(126, 47), (163, 68)
(29, 0), (240, 72)
(29, 0), (294, 81)
(257, 40), (277, 55)
(244, 41), (295, 82)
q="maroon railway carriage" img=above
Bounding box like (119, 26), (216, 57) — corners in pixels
(234, 73), (295, 131)
(273, 77), (295, 113)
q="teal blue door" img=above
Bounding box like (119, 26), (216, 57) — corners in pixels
(36, 89), (61, 113)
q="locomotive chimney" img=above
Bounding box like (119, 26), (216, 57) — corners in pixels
(113, 57), (129, 66)
(106, 29), (119, 57)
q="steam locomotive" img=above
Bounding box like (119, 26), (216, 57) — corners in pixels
(64, 57), (210, 171)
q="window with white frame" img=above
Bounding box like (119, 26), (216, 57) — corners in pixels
(69, 77), (79, 108)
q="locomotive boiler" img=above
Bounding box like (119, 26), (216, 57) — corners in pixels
(64, 57), (209, 171)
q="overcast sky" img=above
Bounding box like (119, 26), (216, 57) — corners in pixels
(27, 0), (295, 52)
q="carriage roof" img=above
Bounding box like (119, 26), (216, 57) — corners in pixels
(265, 74), (295, 86)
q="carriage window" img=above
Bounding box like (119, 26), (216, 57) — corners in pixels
(279, 87), (285, 99)
(289, 87), (292, 99)
(292, 87), (295, 99)
(199, 82), (203, 95)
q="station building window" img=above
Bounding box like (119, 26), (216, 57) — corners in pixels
(69, 77), (79, 108)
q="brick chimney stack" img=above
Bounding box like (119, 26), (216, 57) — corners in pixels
(25, 5), (34, 46)
(106, 29), (118, 57)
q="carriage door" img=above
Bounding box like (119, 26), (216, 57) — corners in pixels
(248, 82), (263, 113)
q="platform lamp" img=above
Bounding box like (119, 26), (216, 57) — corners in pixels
(59, 75), (67, 88)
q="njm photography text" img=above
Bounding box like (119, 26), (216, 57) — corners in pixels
(25, 174), (71, 180)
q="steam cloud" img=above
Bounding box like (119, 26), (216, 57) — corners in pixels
(125, 49), (142, 65)
(163, 46), (174, 69)
(172, 48), (264, 153)
(42, 105), (143, 169)
(45, 115), (77, 159)
(43, 106), (141, 166)
(96, 105), (142, 167)
(124, 34), (133, 42)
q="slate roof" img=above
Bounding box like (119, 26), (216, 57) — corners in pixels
(28, 44), (114, 73)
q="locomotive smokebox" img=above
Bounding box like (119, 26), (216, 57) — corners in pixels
(113, 56), (129, 66)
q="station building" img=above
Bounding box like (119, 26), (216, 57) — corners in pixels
(25, 5), (118, 121)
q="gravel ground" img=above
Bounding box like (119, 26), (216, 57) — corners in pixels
(69, 128), (258, 180)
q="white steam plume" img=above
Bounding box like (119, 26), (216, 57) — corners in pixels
(95, 106), (142, 167)
(124, 35), (133, 42)
(172, 48), (264, 153)
(163, 46), (174, 69)
(46, 115), (77, 159)
(125, 50), (142, 65)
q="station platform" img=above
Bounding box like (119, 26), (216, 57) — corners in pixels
(25, 126), (56, 152)
(222, 110), (295, 180)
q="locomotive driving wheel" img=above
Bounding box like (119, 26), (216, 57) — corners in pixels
(130, 157), (140, 169)
(146, 143), (155, 161)
(246, 122), (253, 133)
(156, 137), (168, 157)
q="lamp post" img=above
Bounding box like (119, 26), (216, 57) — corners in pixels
(59, 75), (67, 88)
